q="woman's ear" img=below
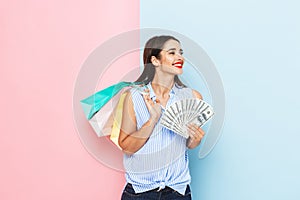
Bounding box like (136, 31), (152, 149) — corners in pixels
(151, 56), (160, 67)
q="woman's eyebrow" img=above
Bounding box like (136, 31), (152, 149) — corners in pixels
(166, 48), (183, 52)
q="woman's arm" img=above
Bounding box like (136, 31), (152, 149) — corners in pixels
(186, 90), (206, 149)
(118, 91), (161, 155)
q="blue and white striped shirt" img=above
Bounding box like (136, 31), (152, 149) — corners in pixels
(123, 82), (194, 195)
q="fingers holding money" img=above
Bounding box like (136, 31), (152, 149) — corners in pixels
(186, 123), (205, 148)
(187, 123), (205, 141)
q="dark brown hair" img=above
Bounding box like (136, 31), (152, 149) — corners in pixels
(135, 35), (186, 87)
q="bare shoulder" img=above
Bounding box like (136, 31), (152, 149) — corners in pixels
(192, 89), (203, 100)
(123, 89), (133, 107)
(119, 89), (136, 136)
(123, 88), (131, 95)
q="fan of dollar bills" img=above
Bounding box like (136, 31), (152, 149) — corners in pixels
(160, 98), (214, 138)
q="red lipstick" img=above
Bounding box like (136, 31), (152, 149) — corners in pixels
(173, 61), (184, 69)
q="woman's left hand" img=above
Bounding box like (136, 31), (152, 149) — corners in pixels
(186, 123), (205, 149)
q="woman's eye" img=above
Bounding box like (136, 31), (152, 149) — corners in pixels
(168, 51), (183, 55)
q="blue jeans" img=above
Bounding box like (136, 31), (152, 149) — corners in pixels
(121, 183), (192, 200)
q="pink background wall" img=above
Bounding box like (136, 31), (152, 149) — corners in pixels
(0, 1), (139, 199)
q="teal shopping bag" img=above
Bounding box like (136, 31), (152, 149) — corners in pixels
(80, 81), (144, 120)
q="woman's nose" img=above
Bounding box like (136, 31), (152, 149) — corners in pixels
(176, 52), (184, 60)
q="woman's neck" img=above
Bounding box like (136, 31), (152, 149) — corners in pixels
(151, 74), (175, 98)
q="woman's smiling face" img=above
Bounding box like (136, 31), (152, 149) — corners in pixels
(157, 39), (184, 75)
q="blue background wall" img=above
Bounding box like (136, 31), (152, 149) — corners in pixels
(141, 1), (300, 199)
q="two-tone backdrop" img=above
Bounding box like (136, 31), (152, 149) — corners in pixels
(1, 0), (299, 199)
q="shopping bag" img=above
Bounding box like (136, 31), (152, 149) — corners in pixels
(81, 81), (143, 120)
(109, 92), (128, 149)
(80, 81), (144, 137)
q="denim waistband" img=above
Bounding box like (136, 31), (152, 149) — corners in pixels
(126, 183), (190, 194)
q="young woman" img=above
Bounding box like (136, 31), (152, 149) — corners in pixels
(118, 35), (205, 199)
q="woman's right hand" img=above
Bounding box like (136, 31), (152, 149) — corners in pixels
(142, 89), (162, 124)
